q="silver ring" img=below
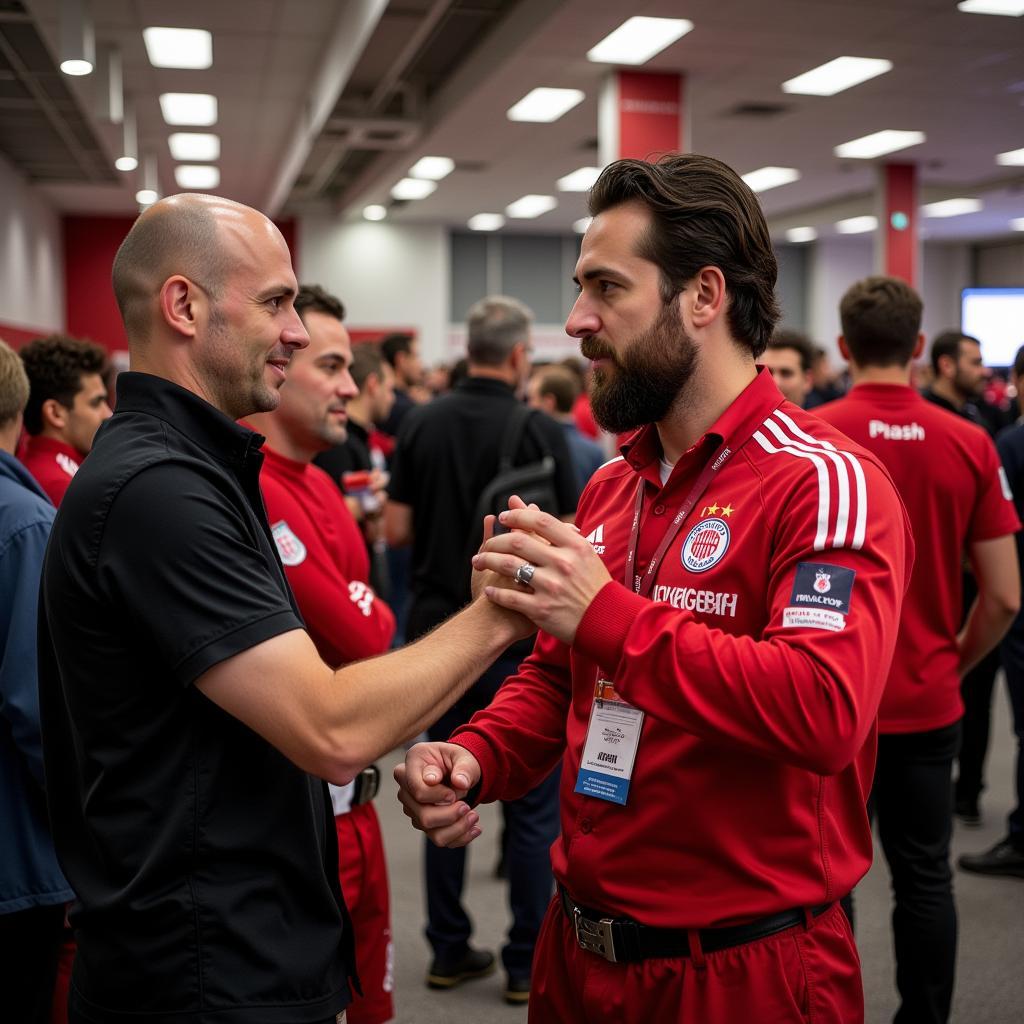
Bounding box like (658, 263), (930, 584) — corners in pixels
(513, 562), (537, 586)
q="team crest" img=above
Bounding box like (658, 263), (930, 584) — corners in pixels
(813, 571), (831, 594)
(681, 517), (730, 573)
(272, 520), (307, 566)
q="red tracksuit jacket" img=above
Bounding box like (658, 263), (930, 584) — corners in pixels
(453, 369), (913, 929)
(259, 446), (395, 666)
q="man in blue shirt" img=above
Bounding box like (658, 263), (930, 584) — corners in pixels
(0, 338), (74, 1021)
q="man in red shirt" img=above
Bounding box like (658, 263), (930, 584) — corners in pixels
(814, 276), (1019, 1024)
(248, 285), (397, 1024)
(19, 335), (111, 506)
(395, 154), (913, 1023)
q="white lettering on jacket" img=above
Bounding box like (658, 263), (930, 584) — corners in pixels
(652, 585), (738, 618)
(869, 419), (925, 441)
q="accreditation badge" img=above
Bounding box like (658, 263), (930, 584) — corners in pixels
(574, 679), (644, 806)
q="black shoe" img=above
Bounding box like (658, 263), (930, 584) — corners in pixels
(426, 947), (496, 989)
(954, 797), (982, 828)
(504, 975), (530, 1006)
(958, 837), (1024, 878)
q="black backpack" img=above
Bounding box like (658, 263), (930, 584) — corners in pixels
(465, 402), (558, 562)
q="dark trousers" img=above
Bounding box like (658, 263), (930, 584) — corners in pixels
(1000, 621), (1024, 843)
(0, 902), (64, 1023)
(954, 646), (1000, 806)
(873, 721), (961, 1024)
(425, 655), (560, 979)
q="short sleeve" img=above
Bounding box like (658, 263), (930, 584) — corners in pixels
(99, 463), (304, 687)
(968, 433), (1021, 543)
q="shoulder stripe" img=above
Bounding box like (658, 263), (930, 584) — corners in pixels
(753, 429), (831, 551)
(597, 455), (625, 470)
(764, 415), (851, 548)
(772, 412), (869, 550)
(754, 412), (869, 551)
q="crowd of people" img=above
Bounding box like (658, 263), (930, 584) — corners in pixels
(1, 152), (1022, 1024)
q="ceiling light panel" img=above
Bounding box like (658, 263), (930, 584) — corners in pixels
(507, 88), (584, 123)
(1011, 217), (1024, 230)
(363, 205), (387, 221)
(836, 215), (878, 234)
(997, 146), (1024, 165)
(922, 198), (983, 218)
(409, 156), (454, 180)
(782, 56), (893, 96)
(468, 214), (505, 231)
(505, 194), (557, 219)
(557, 166), (603, 192)
(785, 227), (817, 243)
(573, 217), (593, 234)
(391, 178), (437, 200)
(741, 166), (800, 192)
(586, 17), (693, 65)
(174, 165), (220, 189)
(834, 130), (925, 159)
(136, 188), (158, 205)
(143, 27), (212, 69)
(168, 133), (220, 161)
(115, 156), (137, 171)
(957, 1), (1024, 15)
(160, 93), (217, 126)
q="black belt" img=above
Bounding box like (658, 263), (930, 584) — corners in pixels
(351, 765), (380, 806)
(560, 886), (834, 963)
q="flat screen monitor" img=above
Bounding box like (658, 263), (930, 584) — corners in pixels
(961, 288), (1024, 367)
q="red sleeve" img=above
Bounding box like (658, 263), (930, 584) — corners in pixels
(968, 434), (1021, 543)
(450, 629), (572, 803)
(574, 454), (913, 776)
(262, 478), (395, 667)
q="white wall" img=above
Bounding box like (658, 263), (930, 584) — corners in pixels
(298, 217), (449, 365)
(0, 153), (63, 334)
(807, 237), (971, 356)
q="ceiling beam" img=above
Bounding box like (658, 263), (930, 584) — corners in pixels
(262, 0), (389, 217)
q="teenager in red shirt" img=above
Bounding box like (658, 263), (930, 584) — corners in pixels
(815, 276), (1019, 1024)
(19, 335), (111, 506)
(396, 154), (913, 1023)
(249, 286), (396, 1024)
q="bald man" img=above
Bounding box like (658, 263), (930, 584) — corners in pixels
(37, 194), (530, 1024)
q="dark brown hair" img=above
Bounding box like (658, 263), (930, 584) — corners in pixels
(533, 365), (580, 414)
(20, 334), (108, 435)
(295, 284), (345, 324)
(839, 276), (922, 368)
(768, 329), (815, 373)
(930, 330), (979, 375)
(588, 153), (780, 357)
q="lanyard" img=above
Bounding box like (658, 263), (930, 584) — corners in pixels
(622, 408), (770, 597)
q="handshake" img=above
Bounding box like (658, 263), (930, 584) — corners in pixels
(395, 494), (612, 849)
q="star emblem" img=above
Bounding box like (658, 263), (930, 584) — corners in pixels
(720, 504), (734, 518)
(705, 502), (720, 516)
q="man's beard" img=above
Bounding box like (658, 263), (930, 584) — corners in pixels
(581, 301), (698, 434)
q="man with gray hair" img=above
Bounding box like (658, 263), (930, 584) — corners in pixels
(386, 295), (576, 1004)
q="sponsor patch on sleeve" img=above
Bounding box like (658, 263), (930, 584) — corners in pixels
(783, 562), (856, 632)
(999, 466), (1014, 502)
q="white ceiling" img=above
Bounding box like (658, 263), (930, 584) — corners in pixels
(17, 0), (1024, 244)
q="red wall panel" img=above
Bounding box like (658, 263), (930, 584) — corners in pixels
(0, 321), (55, 347)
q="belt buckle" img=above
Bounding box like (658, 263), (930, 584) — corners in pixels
(573, 907), (617, 963)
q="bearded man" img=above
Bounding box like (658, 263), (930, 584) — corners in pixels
(396, 154), (914, 1023)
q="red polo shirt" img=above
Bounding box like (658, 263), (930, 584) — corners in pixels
(816, 383), (1019, 733)
(20, 435), (80, 506)
(259, 446), (394, 666)
(453, 368), (912, 928)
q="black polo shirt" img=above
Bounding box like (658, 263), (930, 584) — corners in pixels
(314, 418), (373, 485)
(389, 376), (578, 640)
(38, 372), (353, 1024)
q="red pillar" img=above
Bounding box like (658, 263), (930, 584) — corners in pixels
(877, 163), (919, 287)
(598, 71), (687, 165)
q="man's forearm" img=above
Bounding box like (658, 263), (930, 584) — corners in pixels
(325, 600), (526, 777)
(959, 595), (1016, 676)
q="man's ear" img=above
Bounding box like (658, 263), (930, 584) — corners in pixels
(159, 275), (205, 339)
(837, 336), (851, 362)
(912, 333), (925, 360)
(41, 397), (68, 431)
(687, 266), (727, 330)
